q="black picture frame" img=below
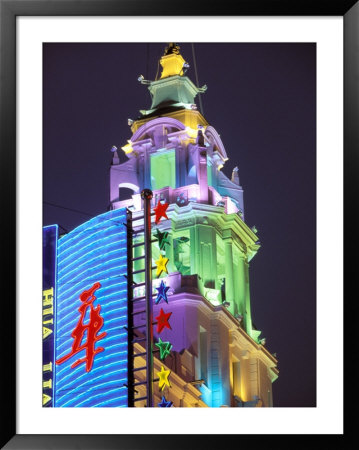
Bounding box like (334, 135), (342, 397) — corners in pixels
(1, 0), (355, 448)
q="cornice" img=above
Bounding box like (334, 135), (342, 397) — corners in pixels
(166, 201), (259, 258)
(131, 109), (208, 134)
(229, 327), (278, 369)
(168, 294), (278, 375)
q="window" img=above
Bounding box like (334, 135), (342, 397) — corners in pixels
(119, 187), (134, 201)
(173, 231), (191, 275)
(232, 361), (241, 397)
(207, 160), (213, 187)
(150, 149), (176, 190)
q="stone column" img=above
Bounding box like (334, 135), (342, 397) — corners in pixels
(189, 225), (198, 276)
(166, 230), (177, 274)
(143, 144), (151, 189)
(198, 224), (217, 289)
(237, 253), (247, 320)
(175, 140), (186, 188)
(243, 258), (253, 335)
(224, 238), (235, 315)
(198, 148), (208, 203)
(249, 357), (259, 400)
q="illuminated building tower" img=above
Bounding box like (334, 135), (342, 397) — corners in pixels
(110, 43), (278, 407)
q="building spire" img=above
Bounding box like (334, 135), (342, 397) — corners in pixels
(160, 43), (187, 79)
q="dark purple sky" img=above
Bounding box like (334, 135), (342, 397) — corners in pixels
(43, 42), (316, 407)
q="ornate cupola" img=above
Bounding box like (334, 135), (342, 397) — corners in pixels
(138, 43), (208, 118)
(110, 43), (245, 221)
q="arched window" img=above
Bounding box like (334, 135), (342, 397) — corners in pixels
(118, 183), (139, 201)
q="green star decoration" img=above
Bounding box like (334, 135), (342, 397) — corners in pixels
(154, 228), (170, 251)
(155, 338), (173, 360)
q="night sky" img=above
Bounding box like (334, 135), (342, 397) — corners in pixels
(43, 42), (316, 407)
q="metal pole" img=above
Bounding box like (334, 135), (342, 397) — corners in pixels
(141, 188), (153, 407)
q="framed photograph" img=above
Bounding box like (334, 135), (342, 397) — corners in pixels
(1, 0), (355, 448)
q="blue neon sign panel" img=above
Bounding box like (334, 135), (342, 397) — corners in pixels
(54, 208), (129, 407)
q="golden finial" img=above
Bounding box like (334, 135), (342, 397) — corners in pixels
(160, 43), (186, 79)
(164, 43), (181, 56)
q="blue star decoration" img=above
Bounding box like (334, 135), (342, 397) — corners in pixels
(155, 280), (170, 304)
(158, 396), (173, 407)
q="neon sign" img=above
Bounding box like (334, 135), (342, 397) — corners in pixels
(42, 225), (58, 407)
(54, 208), (129, 407)
(155, 338), (172, 360)
(156, 308), (172, 333)
(56, 282), (106, 373)
(154, 229), (170, 250)
(155, 280), (170, 304)
(153, 201), (169, 224)
(157, 366), (171, 391)
(158, 396), (173, 407)
(155, 254), (169, 277)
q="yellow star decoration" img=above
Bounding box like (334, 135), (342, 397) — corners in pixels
(155, 254), (169, 277)
(157, 365), (171, 391)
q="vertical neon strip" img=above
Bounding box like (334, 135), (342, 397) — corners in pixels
(42, 225), (58, 407)
(53, 225), (58, 406)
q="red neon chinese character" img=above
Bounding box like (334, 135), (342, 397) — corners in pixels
(56, 282), (107, 373)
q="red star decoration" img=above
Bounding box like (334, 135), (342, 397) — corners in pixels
(154, 201), (169, 224)
(156, 308), (172, 333)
